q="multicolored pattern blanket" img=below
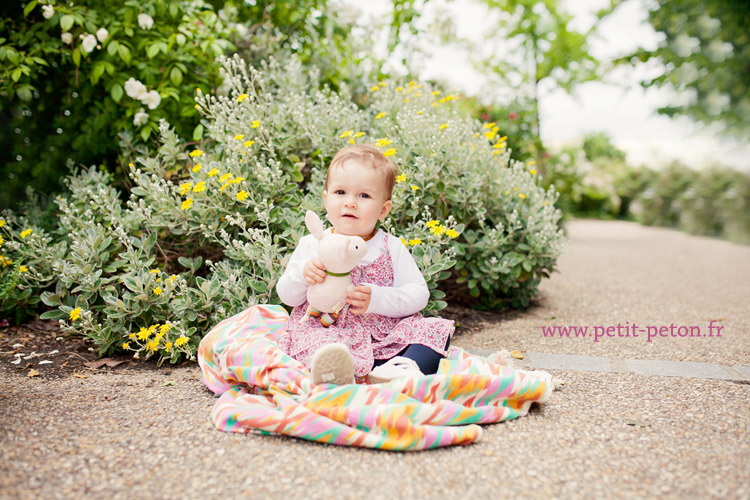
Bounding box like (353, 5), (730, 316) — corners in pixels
(198, 305), (554, 451)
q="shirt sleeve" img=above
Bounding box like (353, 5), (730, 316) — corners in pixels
(276, 235), (316, 308)
(364, 236), (430, 318)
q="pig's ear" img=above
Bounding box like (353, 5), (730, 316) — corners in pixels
(305, 210), (325, 240)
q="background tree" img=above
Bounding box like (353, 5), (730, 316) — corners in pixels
(477, 0), (610, 155)
(622, 0), (749, 136)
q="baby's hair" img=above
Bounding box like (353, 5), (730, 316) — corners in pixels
(326, 144), (398, 199)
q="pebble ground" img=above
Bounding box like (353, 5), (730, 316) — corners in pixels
(2, 219), (748, 499)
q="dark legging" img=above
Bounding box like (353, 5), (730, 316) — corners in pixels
(372, 336), (451, 375)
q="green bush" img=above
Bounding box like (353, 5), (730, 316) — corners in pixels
(1, 54), (562, 363)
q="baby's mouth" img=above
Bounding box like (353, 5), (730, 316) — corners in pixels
(342, 214), (358, 219)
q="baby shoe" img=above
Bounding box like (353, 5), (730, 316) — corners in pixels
(311, 343), (355, 385)
(367, 356), (423, 384)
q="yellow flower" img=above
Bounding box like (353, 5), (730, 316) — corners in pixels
(189, 149), (203, 158)
(0, 219), (6, 228)
(235, 134), (245, 141)
(375, 138), (392, 147)
(483, 122), (496, 129)
(192, 163), (202, 172)
(505, 190), (510, 195)
(167, 274), (178, 283)
(244, 140), (255, 147)
(149, 269), (159, 274)
(371, 85), (379, 91)
(432, 90), (441, 96)
(219, 173), (233, 183)
(69, 307), (82, 321)
(383, 149), (397, 157)
(192, 181), (207, 193)
(379, 82), (387, 87)
(426, 220), (440, 228)
(528, 160), (536, 166)
(137, 327), (150, 341)
(181, 198), (193, 211)
(530, 170), (537, 175)
(484, 131), (496, 140)
(122, 342), (130, 350)
(175, 336), (189, 347)
(519, 193), (526, 199)
(20, 229), (32, 239)
(251, 120), (260, 128)
(417, 110), (423, 115)
(403, 98), (409, 103)
(349, 138), (354, 144)
(207, 168), (219, 177)
(146, 340), (158, 352)
(396, 174), (406, 183)
(445, 229), (459, 239)
(431, 102), (439, 108)
(233, 177), (246, 184)
(491, 126), (499, 133)
(408, 238), (422, 246)
(410, 185), (418, 191)
(178, 182), (193, 195)
(339, 130), (352, 138)
(129, 333), (136, 339)
(19, 265), (28, 273)
(0, 235), (4, 246)
(396, 86), (403, 92)
(194, 104), (199, 109)
(513, 187), (518, 191)
(237, 93), (249, 102)
(400, 237), (407, 246)
(0, 256), (12, 267)
(220, 183), (232, 193)
(408, 80), (417, 86)
(165, 342), (173, 349)
(236, 191), (249, 201)
(153, 286), (163, 295)
(160, 323), (172, 335)
(429, 225), (446, 236)
(375, 112), (388, 119)
(353, 132), (365, 138)
(439, 124), (449, 130)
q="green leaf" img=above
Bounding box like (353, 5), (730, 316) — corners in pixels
(24, 1), (37, 17)
(176, 33), (186, 46)
(60, 15), (74, 32)
(522, 260), (532, 272)
(117, 45), (131, 64)
(107, 40), (119, 56)
(140, 125), (151, 141)
(192, 124), (204, 141)
(40, 309), (69, 320)
(146, 44), (160, 59)
(72, 48), (81, 67)
(11, 68), (22, 82)
(169, 66), (183, 86)
(110, 83), (123, 102)
(91, 63), (105, 84)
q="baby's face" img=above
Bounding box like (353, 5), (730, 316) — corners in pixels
(323, 159), (392, 238)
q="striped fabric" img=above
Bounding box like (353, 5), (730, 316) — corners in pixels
(198, 305), (554, 451)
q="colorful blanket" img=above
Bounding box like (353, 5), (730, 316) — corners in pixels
(198, 305), (554, 451)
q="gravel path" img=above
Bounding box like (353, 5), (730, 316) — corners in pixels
(2, 220), (749, 500)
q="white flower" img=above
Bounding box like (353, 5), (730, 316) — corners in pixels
(96, 28), (109, 43)
(672, 34), (700, 58)
(61, 32), (73, 44)
(138, 13), (154, 30)
(81, 34), (97, 53)
(124, 78), (148, 99)
(42, 5), (54, 19)
(133, 108), (149, 126)
(139, 90), (161, 110)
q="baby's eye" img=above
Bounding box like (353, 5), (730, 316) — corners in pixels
(359, 193), (371, 199)
(334, 189), (345, 195)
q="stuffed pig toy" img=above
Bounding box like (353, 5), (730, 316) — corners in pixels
(301, 210), (367, 327)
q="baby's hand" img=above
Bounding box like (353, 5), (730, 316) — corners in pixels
(347, 285), (371, 315)
(304, 259), (327, 284)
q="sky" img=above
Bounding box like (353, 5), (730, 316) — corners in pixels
(343, 0), (750, 170)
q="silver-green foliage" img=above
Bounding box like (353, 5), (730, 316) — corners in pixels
(2, 53), (563, 363)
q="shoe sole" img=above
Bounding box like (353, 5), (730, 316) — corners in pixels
(311, 343), (354, 386)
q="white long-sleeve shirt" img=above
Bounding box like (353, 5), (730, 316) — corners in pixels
(276, 229), (429, 318)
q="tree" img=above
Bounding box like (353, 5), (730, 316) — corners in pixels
(623, 0), (750, 136)
(478, 0), (610, 152)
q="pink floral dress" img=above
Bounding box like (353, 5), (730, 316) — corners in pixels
(278, 235), (455, 377)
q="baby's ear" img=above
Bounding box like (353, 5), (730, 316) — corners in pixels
(305, 210), (325, 240)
